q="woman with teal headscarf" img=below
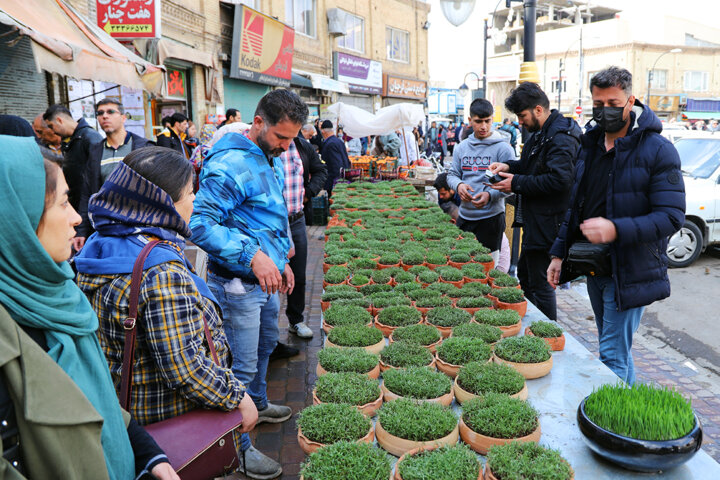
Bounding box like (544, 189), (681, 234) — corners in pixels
(0, 134), (179, 480)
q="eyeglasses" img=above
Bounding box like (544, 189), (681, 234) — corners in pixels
(96, 109), (120, 116)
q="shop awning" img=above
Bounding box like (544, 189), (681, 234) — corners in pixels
(0, 1), (164, 95)
(291, 72), (313, 88)
(682, 111), (720, 120)
(309, 74), (350, 94)
(133, 38), (214, 69)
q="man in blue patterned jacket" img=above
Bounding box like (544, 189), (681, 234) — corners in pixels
(190, 89), (308, 479)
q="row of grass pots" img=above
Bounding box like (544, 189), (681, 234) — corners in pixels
(379, 341), (436, 371)
(525, 320), (566, 351)
(296, 403), (375, 455)
(298, 440), (574, 480)
(577, 382), (702, 472)
(311, 371), (383, 416)
(453, 361), (529, 403)
(380, 366), (454, 406)
(325, 325), (386, 355)
(493, 336), (554, 380)
(435, 337), (493, 378)
(315, 347), (381, 379)
(389, 323), (443, 353)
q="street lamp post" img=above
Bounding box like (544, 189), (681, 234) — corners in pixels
(459, 72), (483, 99)
(646, 48), (682, 107)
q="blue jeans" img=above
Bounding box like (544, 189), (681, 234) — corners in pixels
(586, 276), (644, 385)
(207, 272), (279, 451)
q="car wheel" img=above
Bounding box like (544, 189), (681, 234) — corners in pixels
(667, 221), (703, 268)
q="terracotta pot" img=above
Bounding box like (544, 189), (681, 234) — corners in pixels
(489, 280), (522, 290)
(414, 305), (431, 316)
(322, 321), (373, 336)
(425, 263), (446, 271)
(524, 327), (566, 351)
(315, 361), (381, 380)
(374, 316), (422, 338)
(459, 306), (485, 315)
(377, 262), (401, 270)
(325, 337), (386, 355)
(393, 444), (482, 480)
(496, 320), (523, 338)
(495, 299), (528, 318)
(379, 357), (435, 372)
(297, 424), (375, 455)
(459, 418), (541, 455)
(323, 262), (347, 274)
(453, 377), (528, 404)
(493, 354), (554, 380)
(375, 418), (459, 457)
(401, 262), (422, 271)
(435, 354), (461, 378)
(483, 462), (574, 480)
(380, 383), (453, 406)
(425, 321), (452, 338)
(322, 280), (347, 289)
(463, 276), (488, 285)
(350, 281), (371, 291)
(448, 260), (471, 269)
(479, 261), (494, 274)
(439, 278), (465, 289)
(321, 300), (330, 312)
(312, 389), (383, 417)
(388, 331), (442, 353)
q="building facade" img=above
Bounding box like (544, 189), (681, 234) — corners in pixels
(220, 0), (431, 119)
(485, 1), (720, 123)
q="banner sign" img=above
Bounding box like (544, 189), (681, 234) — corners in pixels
(166, 68), (187, 99)
(382, 74), (427, 100)
(96, 0), (160, 38)
(230, 5), (294, 87)
(333, 52), (382, 95)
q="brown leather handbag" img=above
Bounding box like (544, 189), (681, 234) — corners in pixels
(120, 240), (245, 480)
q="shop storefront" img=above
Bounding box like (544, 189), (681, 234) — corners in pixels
(333, 52), (382, 113)
(226, 4), (293, 119)
(382, 74), (427, 107)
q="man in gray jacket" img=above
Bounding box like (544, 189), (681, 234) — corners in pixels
(447, 98), (515, 260)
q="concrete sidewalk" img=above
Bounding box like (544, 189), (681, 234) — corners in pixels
(246, 225), (720, 479)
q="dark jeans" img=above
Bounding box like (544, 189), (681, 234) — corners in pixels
(517, 249), (557, 320)
(286, 216), (308, 325)
(456, 213), (505, 252)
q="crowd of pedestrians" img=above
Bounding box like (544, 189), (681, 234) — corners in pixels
(0, 65), (686, 478)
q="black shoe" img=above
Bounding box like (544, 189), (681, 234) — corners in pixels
(269, 342), (299, 361)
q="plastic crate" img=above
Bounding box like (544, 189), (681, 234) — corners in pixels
(311, 195), (329, 226)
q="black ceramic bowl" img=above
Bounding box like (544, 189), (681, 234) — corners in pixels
(577, 397), (703, 472)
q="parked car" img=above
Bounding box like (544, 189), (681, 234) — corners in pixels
(666, 136), (720, 267)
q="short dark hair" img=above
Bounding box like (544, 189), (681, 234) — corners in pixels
(590, 66), (633, 96)
(170, 113), (188, 127)
(43, 104), (72, 122)
(469, 98), (494, 119)
(504, 82), (550, 114)
(161, 116), (172, 127)
(96, 98), (124, 114)
(226, 108), (239, 118)
(42, 159), (61, 215)
(255, 89), (308, 127)
(123, 146), (193, 202)
(433, 172), (451, 192)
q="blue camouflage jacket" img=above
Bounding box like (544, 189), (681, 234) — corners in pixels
(190, 132), (290, 279)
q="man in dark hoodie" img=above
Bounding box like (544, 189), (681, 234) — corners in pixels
(488, 82), (581, 321)
(43, 105), (103, 213)
(546, 67), (685, 384)
(447, 98), (515, 261)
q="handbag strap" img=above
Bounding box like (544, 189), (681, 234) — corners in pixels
(119, 240), (219, 410)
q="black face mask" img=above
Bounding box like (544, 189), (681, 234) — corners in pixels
(593, 100), (630, 133)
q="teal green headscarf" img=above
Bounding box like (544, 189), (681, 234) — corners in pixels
(0, 136), (135, 479)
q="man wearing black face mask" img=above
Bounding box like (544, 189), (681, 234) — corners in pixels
(488, 82), (581, 321)
(547, 66), (685, 385)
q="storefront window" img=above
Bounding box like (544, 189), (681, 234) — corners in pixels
(337, 12), (364, 53)
(386, 27), (409, 63)
(285, 0), (316, 37)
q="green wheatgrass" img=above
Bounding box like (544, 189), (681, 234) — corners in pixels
(380, 341), (434, 368)
(382, 366), (452, 399)
(529, 320), (564, 338)
(457, 361), (525, 396)
(314, 372), (380, 406)
(494, 336), (552, 364)
(398, 444), (479, 480)
(317, 347), (379, 374)
(487, 442), (573, 480)
(300, 441), (392, 480)
(327, 325), (384, 347)
(436, 337), (492, 366)
(297, 403), (371, 444)
(462, 393), (539, 439)
(392, 323), (441, 346)
(378, 398), (457, 442)
(452, 323), (502, 344)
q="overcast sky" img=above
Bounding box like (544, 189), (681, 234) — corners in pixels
(428, 0), (720, 89)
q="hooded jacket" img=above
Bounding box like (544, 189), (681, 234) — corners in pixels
(506, 109), (582, 251)
(61, 118), (103, 211)
(190, 132), (291, 279)
(549, 100), (685, 311)
(447, 131), (515, 221)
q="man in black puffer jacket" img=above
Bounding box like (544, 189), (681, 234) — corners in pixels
(489, 82), (581, 320)
(547, 67), (685, 385)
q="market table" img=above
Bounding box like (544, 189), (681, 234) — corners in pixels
(320, 302), (720, 477)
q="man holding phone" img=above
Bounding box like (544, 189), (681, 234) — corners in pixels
(447, 98), (515, 262)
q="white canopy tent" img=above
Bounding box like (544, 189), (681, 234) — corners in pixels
(326, 102), (425, 163)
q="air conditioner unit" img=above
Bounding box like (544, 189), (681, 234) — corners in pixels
(327, 9), (346, 37)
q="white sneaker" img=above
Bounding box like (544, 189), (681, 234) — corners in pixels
(289, 322), (313, 338)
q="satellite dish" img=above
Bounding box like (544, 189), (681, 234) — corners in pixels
(439, 0), (477, 27)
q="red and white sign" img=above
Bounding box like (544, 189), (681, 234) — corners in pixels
(575, 105), (583, 116)
(96, 0), (160, 39)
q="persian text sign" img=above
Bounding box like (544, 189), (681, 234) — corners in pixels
(383, 74), (427, 100)
(230, 5), (294, 87)
(96, 0), (160, 39)
(333, 52), (382, 95)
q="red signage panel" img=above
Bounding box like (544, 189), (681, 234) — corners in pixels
(96, 0), (160, 39)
